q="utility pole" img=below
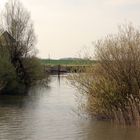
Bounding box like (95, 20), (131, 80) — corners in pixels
(48, 53), (51, 64)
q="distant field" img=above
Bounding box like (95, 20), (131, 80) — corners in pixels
(41, 59), (95, 66)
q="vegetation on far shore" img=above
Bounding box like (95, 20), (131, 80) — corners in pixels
(41, 59), (96, 66)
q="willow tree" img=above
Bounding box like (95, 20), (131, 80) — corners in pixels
(68, 24), (140, 125)
(0, 0), (45, 93)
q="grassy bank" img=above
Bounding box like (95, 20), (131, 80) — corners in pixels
(40, 59), (96, 66)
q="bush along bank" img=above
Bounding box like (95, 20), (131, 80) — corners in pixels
(68, 24), (140, 126)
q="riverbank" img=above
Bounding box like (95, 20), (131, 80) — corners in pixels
(44, 65), (90, 74)
(41, 59), (96, 74)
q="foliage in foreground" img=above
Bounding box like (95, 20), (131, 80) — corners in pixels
(68, 24), (140, 126)
(0, 45), (46, 94)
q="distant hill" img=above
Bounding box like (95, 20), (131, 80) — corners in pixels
(59, 57), (82, 60)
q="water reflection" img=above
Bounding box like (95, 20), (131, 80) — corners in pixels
(57, 74), (61, 86)
(0, 75), (139, 140)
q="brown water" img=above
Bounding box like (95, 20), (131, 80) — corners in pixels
(0, 75), (140, 140)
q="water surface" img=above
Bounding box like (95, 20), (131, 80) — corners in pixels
(0, 75), (139, 140)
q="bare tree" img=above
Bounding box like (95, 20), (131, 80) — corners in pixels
(1, 0), (42, 87)
(3, 0), (36, 57)
(68, 24), (140, 125)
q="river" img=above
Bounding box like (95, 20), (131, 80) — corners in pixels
(0, 75), (139, 140)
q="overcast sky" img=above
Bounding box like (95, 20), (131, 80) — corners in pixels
(1, 0), (140, 59)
